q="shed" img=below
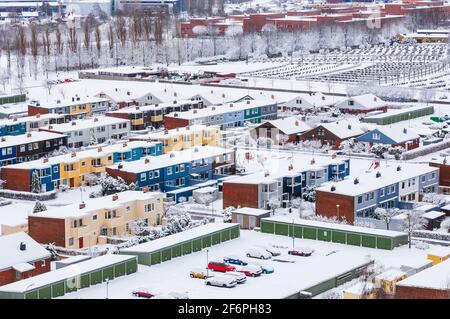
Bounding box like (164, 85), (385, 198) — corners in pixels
(421, 210), (446, 230)
(193, 186), (219, 205)
(343, 282), (376, 299)
(400, 259), (433, 276)
(427, 247), (450, 265)
(120, 223), (240, 266)
(0, 255), (137, 299)
(374, 269), (407, 295)
(232, 207), (271, 229)
(260, 216), (408, 250)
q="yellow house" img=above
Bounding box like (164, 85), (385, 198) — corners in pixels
(374, 269), (407, 295)
(427, 247), (450, 265)
(343, 282), (376, 299)
(130, 125), (221, 153)
(28, 190), (166, 249)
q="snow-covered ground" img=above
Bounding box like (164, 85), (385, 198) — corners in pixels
(58, 229), (435, 299)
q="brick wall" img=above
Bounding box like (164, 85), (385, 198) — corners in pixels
(395, 285), (449, 299)
(28, 216), (65, 247)
(163, 116), (189, 130)
(0, 256), (51, 286)
(105, 167), (137, 185)
(430, 162), (450, 187)
(28, 105), (50, 116)
(223, 183), (259, 209)
(0, 168), (30, 192)
(315, 190), (355, 223)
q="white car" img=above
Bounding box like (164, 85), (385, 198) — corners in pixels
(168, 291), (189, 299)
(205, 276), (237, 288)
(256, 245), (281, 256)
(224, 271), (247, 284)
(246, 247), (272, 260)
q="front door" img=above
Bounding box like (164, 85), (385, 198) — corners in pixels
(78, 237), (84, 249)
(249, 216), (256, 229)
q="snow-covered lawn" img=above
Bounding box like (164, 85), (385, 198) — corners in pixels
(58, 229), (434, 299)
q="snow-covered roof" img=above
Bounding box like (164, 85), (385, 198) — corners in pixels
(263, 216), (407, 238)
(0, 203), (32, 233)
(130, 125), (220, 141)
(108, 99), (197, 114)
(0, 113), (64, 126)
(316, 164), (439, 197)
(286, 92), (335, 108)
(427, 247), (450, 258)
(260, 116), (311, 135)
(318, 120), (366, 139)
(40, 117), (130, 133)
(32, 191), (164, 219)
(165, 99), (276, 120)
(120, 223), (239, 253)
(56, 255), (91, 265)
(396, 259), (450, 290)
(362, 105), (432, 120)
(370, 126), (419, 143)
(232, 207), (270, 216)
(0, 131), (66, 148)
(336, 94), (386, 110)
(0, 232), (51, 271)
(375, 269), (407, 281)
(0, 255), (136, 293)
(5, 140), (160, 170)
(30, 96), (109, 109)
(421, 211), (445, 219)
(109, 146), (233, 173)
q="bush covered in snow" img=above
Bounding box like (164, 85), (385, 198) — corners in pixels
(402, 139), (450, 160)
(223, 206), (234, 223)
(422, 193), (447, 205)
(412, 230), (450, 241)
(89, 174), (136, 197)
(0, 189), (57, 201)
(302, 186), (316, 202)
(308, 214), (348, 225)
(32, 201), (47, 214)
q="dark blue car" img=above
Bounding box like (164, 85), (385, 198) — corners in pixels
(223, 256), (248, 266)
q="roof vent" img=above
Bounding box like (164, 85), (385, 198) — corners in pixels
(94, 118), (98, 122)
(112, 194), (119, 201)
(27, 132), (32, 138)
(127, 91), (130, 96)
(43, 157), (49, 163)
(210, 90), (214, 94)
(194, 147), (199, 152)
(403, 128), (407, 134)
(79, 202), (86, 209)
(310, 158), (315, 165)
(71, 121), (76, 126)
(397, 165), (401, 171)
(174, 92), (177, 97)
(48, 125), (53, 130)
(229, 103), (234, 107)
(170, 153), (175, 158)
(118, 164), (123, 169)
(212, 107), (216, 111)
(222, 93), (225, 98)
(1, 137), (5, 142)
(271, 94), (275, 99)
(288, 164), (293, 171)
(142, 186), (149, 193)
(13, 117), (18, 122)
(174, 113), (178, 117)
(331, 185), (336, 192)
(71, 152), (76, 158)
(193, 109), (198, 114)
(264, 171), (270, 177)
(295, 120), (299, 126)
(57, 100), (61, 104)
(354, 178), (359, 184)
(20, 242), (26, 251)
(123, 142), (127, 148)
(348, 124), (352, 130)
(35, 113), (40, 118)
(376, 171), (381, 178)
(173, 100), (177, 104)
(145, 158), (150, 164)
(186, 126), (190, 131)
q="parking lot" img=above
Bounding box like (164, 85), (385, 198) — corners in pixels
(59, 229), (433, 299)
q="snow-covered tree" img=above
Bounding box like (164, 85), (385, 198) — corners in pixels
(302, 186), (316, 203)
(223, 206), (234, 223)
(374, 207), (399, 230)
(422, 193), (447, 205)
(32, 201), (47, 214)
(89, 174), (133, 197)
(370, 144), (389, 158)
(403, 210), (427, 248)
(30, 170), (41, 193)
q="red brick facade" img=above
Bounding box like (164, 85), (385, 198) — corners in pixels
(223, 183), (259, 209)
(0, 256), (51, 286)
(28, 216), (66, 247)
(395, 285), (449, 299)
(315, 190), (355, 224)
(28, 105), (50, 116)
(430, 162), (450, 187)
(105, 167), (137, 185)
(163, 116), (190, 130)
(300, 126), (347, 150)
(0, 168), (31, 192)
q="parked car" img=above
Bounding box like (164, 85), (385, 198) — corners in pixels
(236, 265), (263, 277)
(190, 268), (207, 279)
(288, 247), (313, 257)
(205, 276), (237, 288)
(246, 247), (272, 260)
(132, 288), (155, 298)
(249, 262), (274, 274)
(208, 261), (236, 272)
(224, 271), (247, 284)
(168, 291), (189, 299)
(223, 255), (248, 266)
(256, 245), (281, 256)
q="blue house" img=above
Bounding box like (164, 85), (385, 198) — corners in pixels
(357, 127), (420, 151)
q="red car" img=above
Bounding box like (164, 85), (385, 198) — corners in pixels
(132, 289), (155, 298)
(208, 261), (236, 272)
(288, 247), (313, 257)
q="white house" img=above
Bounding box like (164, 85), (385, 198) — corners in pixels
(335, 94), (387, 114)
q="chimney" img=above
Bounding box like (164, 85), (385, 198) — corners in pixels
(72, 97), (75, 102)
(330, 185), (336, 192)
(57, 100), (61, 104)
(43, 157), (49, 163)
(173, 100), (177, 105)
(397, 165), (401, 171)
(127, 91), (130, 96)
(19, 242), (26, 251)
(155, 103), (159, 107)
(174, 92), (177, 97)
(123, 142), (127, 148)
(94, 118), (98, 122)
(212, 107), (216, 111)
(288, 164), (293, 171)
(403, 128), (407, 134)
(71, 121), (76, 126)
(211, 90), (214, 94)
(295, 120), (299, 126)
(310, 158), (315, 165)
(13, 117), (17, 122)
(48, 125), (53, 130)
(271, 94), (275, 99)
(98, 146), (102, 152)
(264, 171), (270, 177)
(164, 129), (168, 135)
(229, 103), (234, 107)
(1, 137), (5, 142)
(354, 178), (359, 184)
(348, 124), (352, 130)
(374, 97), (377, 102)
(331, 153), (337, 159)
(27, 132), (32, 138)
(222, 93), (225, 98)
(142, 186), (149, 193)
(376, 171), (381, 178)
(79, 202), (86, 209)
(71, 151), (76, 158)
(145, 158), (150, 164)
(112, 194), (119, 201)
(194, 147), (199, 152)
(136, 106), (140, 110)
(164, 88), (167, 92)
(36, 113), (40, 118)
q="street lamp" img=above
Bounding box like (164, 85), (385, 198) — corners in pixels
(336, 204), (340, 220)
(105, 278), (109, 299)
(206, 249), (210, 277)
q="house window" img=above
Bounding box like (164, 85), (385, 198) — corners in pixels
(28, 144), (33, 151)
(390, 185), (395, 193)
(141, 173), (147, 181)
(20, 145), (25, 152)
(167, 167), (172, 175)
(68, 238), (74, 246)
(421, 176), (426, 182)
(431, 172), (436, 179)
(145, 203), (155, 212)
(41, 260), (46, 267)
(380, 188), (384, 197)
(175, 166), (179, 173)
(53, 166), (58, 173)
(92, 215), (97, 220)
(372, 133), (380, 140)
(154, 170), (160, 178)
(357, 196), (363, 204)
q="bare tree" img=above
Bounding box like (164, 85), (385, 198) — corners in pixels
(30, 23), (39, 80)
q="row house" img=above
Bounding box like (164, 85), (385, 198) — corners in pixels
(164, 99), (278, 130)
(28, 96), (110, 120)
(0, 232), (51, 286)
(335, 94), (387, 114)
(282, 92), (336, 113)
(315, 164), (440, 223)
(0, 140), (163, 192)
(39, 117), (131, 148)
(129, 125), (221, 153)
(106, 99), (205, 130)
(106, 146), (236, 193)
(0, 114), (65, 136)
(28, 191), (166, 249)
(251, 117), (311, 144)
(0, 131), (67, 166)
(357, 127), (420, 151)
(223, 157), (350, 209)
